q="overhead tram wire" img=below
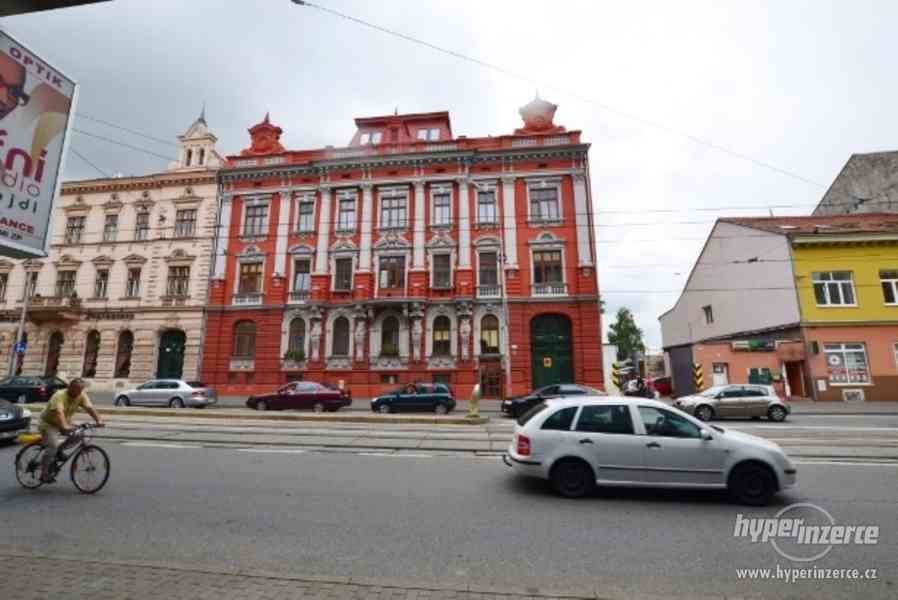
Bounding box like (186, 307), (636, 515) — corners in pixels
(69, 147), (110, 178)
(74, 112), (181, 148)
(72, 128), (177, 162)
(293, 0), (827, 189)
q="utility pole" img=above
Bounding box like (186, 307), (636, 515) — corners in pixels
(7, 275), (32, 376)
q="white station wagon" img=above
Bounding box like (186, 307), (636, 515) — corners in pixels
(503, 396), (797, 505)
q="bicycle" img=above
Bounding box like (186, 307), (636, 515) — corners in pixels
(15, 423), (110, 494)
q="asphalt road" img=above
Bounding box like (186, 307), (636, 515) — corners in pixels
(1, 440), (895, 599)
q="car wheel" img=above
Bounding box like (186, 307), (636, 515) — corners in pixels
(114, 396), (130, 407)
(377, 403), (391, 414)
(434, 404), (448, 415)
(313, 402), (325, 413)
(694, 404), (714, 422)
(169, 398), (184, 409)
(550, 458), (595, 499)
(256, 400), (268, 411)
(768, 405), (787, 422)
(728, 462), (777, 506)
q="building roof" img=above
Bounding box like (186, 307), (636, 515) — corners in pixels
(813, 151), (898, 216)
(720, 213), (898, 235)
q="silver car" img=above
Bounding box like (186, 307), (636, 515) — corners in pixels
(114, 380), (218, 409)
(673, 384), (789, 422)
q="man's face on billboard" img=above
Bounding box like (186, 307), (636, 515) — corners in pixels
(0, 52), (28, 120)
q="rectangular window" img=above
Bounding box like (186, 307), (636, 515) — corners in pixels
(297, 197), (315, 232)
(432, 190), (451, 226)
(378, 256), (405, 289)
(529, 187), (560, 221)
(479, 251), (498, 287)
(812, 271), (856, 306)
(533, 250), (563, 285)
(824, 343), (870, 384)
(703, 305), (714, 324)
(334, 257), (353, 291)
(575, 405), (634, 435)
(293, 258), (311, 291)
(55, 270), (76, 297)
(881, 270), (898, 305)
(64, 216), (85, 244)
(238, 262), (263, 295)
(477, 190), (497, 224)
(0, 273), (7, 301)
(24, 272), (38, 299)
(174, 208), (197, 237)
(243, 203), (268, 237)
(103, 214), (118, 242)
(433, 326), (451, 356)
(126, 268), (141, 297)
(337, 196), (356, 231)
(94, 269), (109, 298)
(380, 193), (407, 228)
(135, 211), (150, 241)
(380, 373), (398, 384)
(432, 254), (452, 289)
(417, 128), (440, 141)
(166, 266), (190, 297)
(748, 368), (773, 384)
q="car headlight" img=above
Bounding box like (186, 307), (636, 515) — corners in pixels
(22, 409), (32, 418)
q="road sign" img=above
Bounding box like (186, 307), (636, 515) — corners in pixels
(0, 28), (77, 258)
(14, 340), (26, 353)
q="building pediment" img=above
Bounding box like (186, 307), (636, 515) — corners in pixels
(92, 255), (114, 267)
(63, 195), (90, 214)
(288, 244), (314, 255)
(164, 249), (196, 264)
(426, 233), (456, 249)
(330, 238), (358, 253)
(123, 254), (148, 266)
(528, 231), (565, 246)
(374, 233), (411, 250)
(0, 259), (13, 273)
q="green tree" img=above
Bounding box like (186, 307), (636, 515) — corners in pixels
(607, 307), (645, 362)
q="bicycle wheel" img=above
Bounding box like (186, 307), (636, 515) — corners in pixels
(15, 443), (45, 489)
(70, 445), (110, 494)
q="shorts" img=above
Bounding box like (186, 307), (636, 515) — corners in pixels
(39, 424), (63, 451)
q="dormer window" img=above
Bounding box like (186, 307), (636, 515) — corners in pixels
(359, 131), (383, 145)
(417, 128), (440, 141)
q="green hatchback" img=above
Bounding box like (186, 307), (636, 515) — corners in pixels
(370, 383), (456, 415)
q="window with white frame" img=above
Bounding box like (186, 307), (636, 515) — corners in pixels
(64, 216), (85, 244)
(476, 189), (497, 224)
(332, 317), (350, 356)
(478, 251), (499, 288)
(431, 188), (451, 226)
(533, 249), (564, 293)
(824, 342), (870, 384)
(243, 202), (268, 237)
(174, 208), (197, 237)
(292, 258), (311, 292)
(24, 272), (38, 299)
(416, 128), (440, 141)
(334, 257), (353, 291)
(379, 255), (405, 289)
(432, 316), (451, 356)
(432, 254), (452, 289)
(881, 270), (898, 305)
(126, 268), (141, 297)
(296, 195), (315, 232)
(480, 315), (500, 354)
(359, 131), (383, 145)
(529, 186), (560, 222)
(238, 262), (263, 295)
(166, 266), (190, 297)
(0, 272), (7, 301)
(94, 269), (109, 298)
(135, 211), (150, 241)
(812, 271), (856, 306)
(103, 214), (118, 242)
(55, 270), (76, 297)
(337, 195), (356, 231)
(379, 191), (407, 229)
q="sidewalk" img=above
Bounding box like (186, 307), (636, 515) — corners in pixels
(2, 551), (600, 600)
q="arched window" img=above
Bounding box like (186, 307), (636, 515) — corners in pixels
(114, 330), (134, 378)
(234, 321), (256, 358)
(381, 316), (399, 357)
(185, 148), (193, 166)
(433, 316), (451, 356)
(333, 316), (350, 356)
(288, 318), (305, 357)
(82, 330), (100, 377)
(480, 315), (500, 354)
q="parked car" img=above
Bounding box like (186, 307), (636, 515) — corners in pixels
(370, 383), (456, 414)
(650, 376), (673, 397)
(246, 381), (352, 412)
(0, 375), (68, 404)
(501, 383), (602, 418)
(114, 380), (218, 408)
(503, 396), (797, 505)
(673, 384), (789, 422)
(0, 399), (32, 444)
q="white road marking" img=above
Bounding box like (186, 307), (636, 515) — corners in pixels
(121, 442), (201, 449)
(237, 448), (308, 454)
(793, 460), (898, 467)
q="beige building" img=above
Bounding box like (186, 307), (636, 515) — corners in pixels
(0, 112), (222, 391)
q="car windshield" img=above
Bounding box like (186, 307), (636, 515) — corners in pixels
(517, 401), (548, 426)
(699, 386), (727, 397)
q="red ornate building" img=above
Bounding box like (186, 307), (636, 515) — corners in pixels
(201, 98), (603, 399)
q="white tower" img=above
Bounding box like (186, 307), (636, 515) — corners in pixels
(170, 105), (223, 171)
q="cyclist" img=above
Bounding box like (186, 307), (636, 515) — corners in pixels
(38, 378), (103, 483)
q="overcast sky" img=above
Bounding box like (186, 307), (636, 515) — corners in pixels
(5, 0), (897, 348)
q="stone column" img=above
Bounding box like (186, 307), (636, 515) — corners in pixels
(501, 176), (518, 268)
(314, 186), (332, 274)
(213, 194), (232, 279)
(573, 173), (593, 266)
(274, 189), (292, 276)
(359, 183), (373, 272)
(354, 318), (366, 363)
(457, 178), (471, 268)
(413, 180), (426, 269)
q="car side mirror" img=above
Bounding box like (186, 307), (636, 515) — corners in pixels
(700, 429), (713, 441)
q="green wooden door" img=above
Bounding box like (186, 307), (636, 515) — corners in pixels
(530, 315), (574, 389)
(157, 329), (186, 379)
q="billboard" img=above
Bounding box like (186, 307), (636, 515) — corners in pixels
(0, 28), (76, 259)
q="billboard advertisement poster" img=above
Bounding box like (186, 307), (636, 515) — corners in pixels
(0, 28), (77, 258)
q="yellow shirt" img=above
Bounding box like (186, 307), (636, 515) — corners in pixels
(39, 389), (93, 430)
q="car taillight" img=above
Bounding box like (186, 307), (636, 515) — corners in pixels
(37, 386), (47, 395)
(191, 391), (206, 397)
(517, 434), (531, 456)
